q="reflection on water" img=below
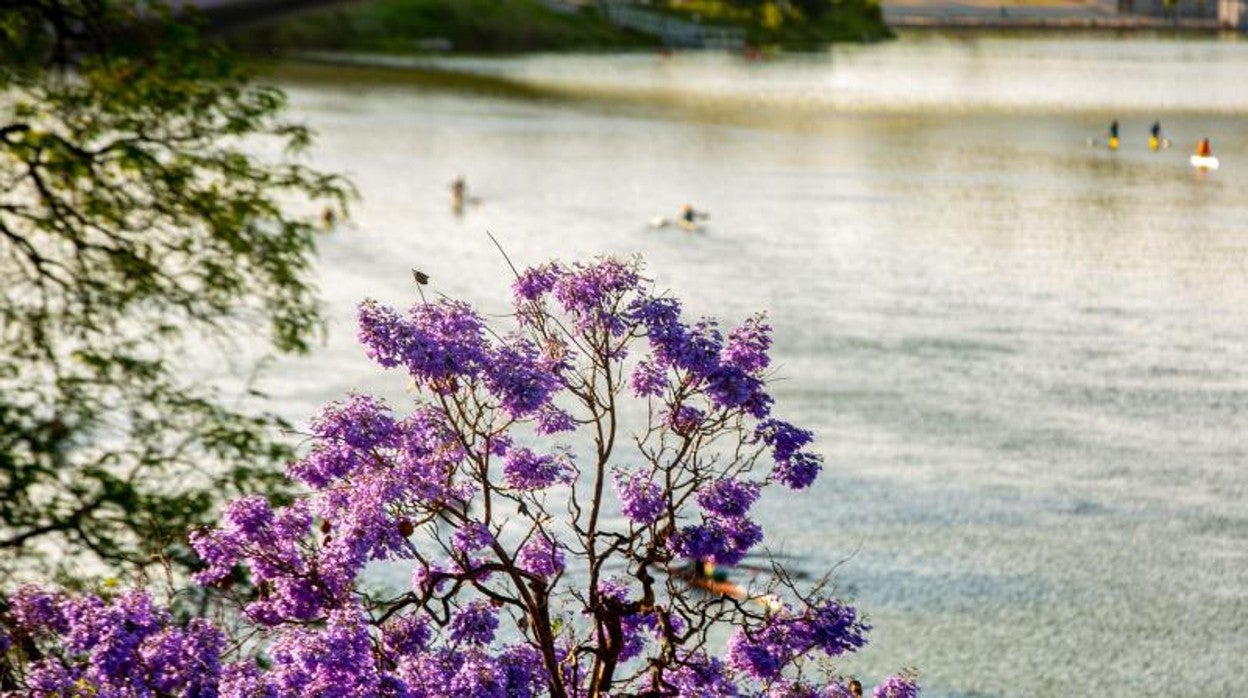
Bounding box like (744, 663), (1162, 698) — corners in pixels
(313, 31), (1248, 115)
(264, 37), (1247, 697)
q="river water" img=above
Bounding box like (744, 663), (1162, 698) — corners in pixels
(263, 34), (1248, 697)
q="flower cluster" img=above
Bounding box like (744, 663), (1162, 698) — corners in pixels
(503, 446), (573, 490)
(517, 534), (566, 578)
(726, 600), (869, 681)
(756, 418), (823, 490)
(615, 471), (666, 525)
(0, 256), (918, 698)
(671, 514), (764, 566)
(697, 478), (761, 518)
(2, 588), (223, 696)
(872, 675), (921, 698)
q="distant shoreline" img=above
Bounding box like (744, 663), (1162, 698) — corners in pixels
(887, 15), (1223, 30)
(882, 0), (1236, 32)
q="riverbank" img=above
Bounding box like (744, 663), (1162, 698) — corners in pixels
(229, 0), (892, 55)
(883, 0), (1227, 30)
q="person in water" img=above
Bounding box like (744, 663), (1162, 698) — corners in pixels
(847, 679), (864, 698)
(450, 175), (467, 211)
(681, 559), (746, 600)
(320, 205), (337, 231)
(1149, 121), (1163, 151)
(1107, 119), (1120, 150)
(1197, 137), (1213, 157)
(678, 204), (709, 230)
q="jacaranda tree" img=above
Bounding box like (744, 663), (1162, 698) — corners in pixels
(0, 0), (349, 583)
(0, 257), (917, 697)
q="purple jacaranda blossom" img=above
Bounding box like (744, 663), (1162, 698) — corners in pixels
(27, 659), (79, 695)
(395, 649), (455, 697)
(726, 623), (789, 681)
(822, 682), (858, 698)
(503, 447), (572, 490)
(774, 451), (823, 490)
(356, 300), (408, 370)
(139, 618), (224, 696)
(267, 609), (380, 697)
(513, 262), (563, 304)
(614, 471), (666, 525)
(7, 586), (68, 635)
(630, 296), (686, 366)
(756, 418), (815, 462)
(411, 561), (451, 596)
(803, 599), (871, 657)
(674, 320), (724, 376)
(5, 256), (904, 698)
(697, 478), (761, 518)
(398, 644), (545, 698)
(722, 314), (772, 374)
(448, 650), (508, 696)
(551, 258), (642, 335)
(534, 404), (576, 434)
(592, 580), (654, 663)
(220, 660), (277, 698)
(670, 516), (763, 566)
(192, 497), (357, 625)
(498, 644), (549, 698)
(665, 404), (706, 436)
(288, 440), (366, 490)
(191, 495), (304, 588)
(454, 522), (495, 553)
(358, 298), (489, 389)
(221, 495), (275, 539)
(449, 601), (499, 646)
(517, 534), (565, 578)
(382, 614), (433, 659)
(665, 653), (740, 698)
(630, 359), (667, 397)
(727, 601), (870, 683)
(394, 406), (469, 502)
(873, 675), (920, 698)
(484, 337), (561, 418)
(4, 590), (226, 697)
(309, 393), (399, 451)
(705, 365), (768, 413)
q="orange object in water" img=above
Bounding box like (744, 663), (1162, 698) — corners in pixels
(686, 574), (747, 600)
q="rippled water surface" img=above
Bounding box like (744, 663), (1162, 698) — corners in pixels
(264, 34), (1248, 697)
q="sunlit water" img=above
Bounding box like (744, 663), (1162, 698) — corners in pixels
(258, 34), (1248, 697)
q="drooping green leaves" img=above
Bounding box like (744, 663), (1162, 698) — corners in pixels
(0, 0), (351, 586)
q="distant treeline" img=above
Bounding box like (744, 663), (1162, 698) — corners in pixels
(231, 0), (891, 54)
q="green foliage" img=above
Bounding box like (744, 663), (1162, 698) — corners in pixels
(235, 0), (658, 55)
(660, 0), (892, 46)
(0, 1), (350, 586)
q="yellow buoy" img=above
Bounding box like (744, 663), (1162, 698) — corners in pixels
(1109, 136), (1120, 151)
